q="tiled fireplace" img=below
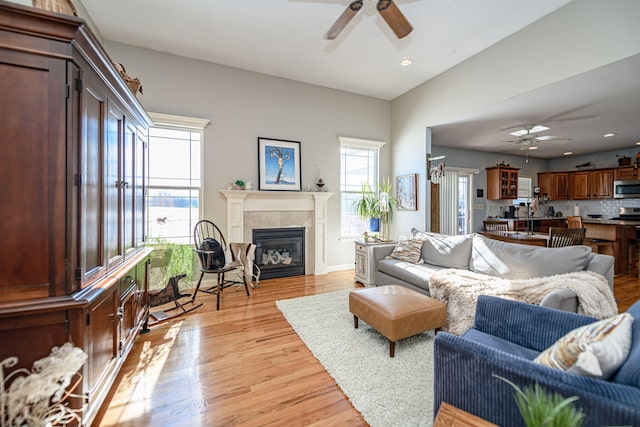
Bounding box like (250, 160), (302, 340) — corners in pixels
(220, 190), (333, 275)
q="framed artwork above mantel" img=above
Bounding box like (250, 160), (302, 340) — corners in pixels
(258, 137), (301, 191)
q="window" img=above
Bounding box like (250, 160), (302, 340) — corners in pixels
(517, 176), (533, 200)
(146, 113), (209, 244)
(339, 137), (385, 236)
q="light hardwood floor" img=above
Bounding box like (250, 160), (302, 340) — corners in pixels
(96, 270), (640, 427)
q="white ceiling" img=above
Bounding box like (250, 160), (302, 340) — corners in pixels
(79, 0), (640, 159)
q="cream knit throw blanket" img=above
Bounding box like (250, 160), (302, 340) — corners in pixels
(429, 269), (617, 335)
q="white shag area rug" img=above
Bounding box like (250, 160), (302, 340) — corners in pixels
(276, 290), (434, 427)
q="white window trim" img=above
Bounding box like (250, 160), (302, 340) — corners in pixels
(147, 113), (208, 241)
(148, 112), (210, 130)
(338, 136), (386, 239)
(338, 136), (386, 150)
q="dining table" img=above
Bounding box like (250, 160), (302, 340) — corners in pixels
(478, 230), (550, 247)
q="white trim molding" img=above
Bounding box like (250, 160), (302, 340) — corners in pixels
(148, 112), (210, 129)
(338, 136), (386, 149)
(220, 190), (334, 275)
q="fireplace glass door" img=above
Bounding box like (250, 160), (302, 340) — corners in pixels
(252, 227), (305, 279)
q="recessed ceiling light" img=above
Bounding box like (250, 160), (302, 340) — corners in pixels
(603, 133), (617, 138)
(400, 59), (413, 67)
(636, 141), (640, 146)
(510, 125), (550, 136)
(528, 146), (538, 150)
(563, 151), (573, 155)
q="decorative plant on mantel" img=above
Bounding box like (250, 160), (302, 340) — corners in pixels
(1, 343), (88, 427)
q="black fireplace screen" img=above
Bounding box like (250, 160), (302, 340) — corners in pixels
(252, 227), (305, 279)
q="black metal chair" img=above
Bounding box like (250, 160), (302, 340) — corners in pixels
(192, 220), (250, 310)
(547, 227), (586, 248)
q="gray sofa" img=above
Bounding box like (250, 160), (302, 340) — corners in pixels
(372, 230), (615, 312)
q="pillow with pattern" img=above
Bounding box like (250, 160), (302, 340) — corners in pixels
(386, 239), (423, 263)
(534, 313), (632, 379)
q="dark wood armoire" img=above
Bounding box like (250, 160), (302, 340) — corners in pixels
(0, 2), (153, 424)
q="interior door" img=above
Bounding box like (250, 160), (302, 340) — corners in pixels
(430, 183), (440, 232)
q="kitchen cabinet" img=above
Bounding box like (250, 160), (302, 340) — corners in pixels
(571, 169), (614, 199)
(486, 166), (519, 200)
(571, 171), (590, 199)
(538, 172), (570, 200)
(498, 218), (566, 233)
(591, 169), (614, 198)
(615, 166), (638, 181)
(0, 4), (153, 426)
(551, 172), (571, 199)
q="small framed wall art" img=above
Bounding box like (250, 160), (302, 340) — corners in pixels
(396, 173), (417, 210)
(258, 137), (301, 191)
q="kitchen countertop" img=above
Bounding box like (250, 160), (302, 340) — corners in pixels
(487, 216), (568, 220)
(582, 219), (640, 226)
(487, 217), (640, 226)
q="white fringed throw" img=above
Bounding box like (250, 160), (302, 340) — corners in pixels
(429, 270), (618, 335)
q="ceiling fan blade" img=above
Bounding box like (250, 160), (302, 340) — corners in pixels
(535, 135), (571, 142)
(325, 0), (363, 40)
(377, 0), (413, 39)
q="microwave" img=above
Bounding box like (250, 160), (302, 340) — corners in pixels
(614, 180), (640, 198)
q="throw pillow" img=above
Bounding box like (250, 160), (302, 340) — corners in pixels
(387, 239), (422, 263)
(419, 232), (473, 269)
(534, 313), (633, 379)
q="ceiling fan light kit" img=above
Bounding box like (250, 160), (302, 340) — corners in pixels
(325, 0), (413, 40)
(510, 125), (550, 136)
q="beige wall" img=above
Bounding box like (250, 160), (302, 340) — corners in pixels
(390, 0), (640, 235)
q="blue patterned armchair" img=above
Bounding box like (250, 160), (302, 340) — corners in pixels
(433, 295), (640, 426)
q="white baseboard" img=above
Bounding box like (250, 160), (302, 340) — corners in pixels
(327, 264), (355, 273)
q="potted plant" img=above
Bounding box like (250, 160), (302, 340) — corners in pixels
(353, 182), (381, 231)
(353, 178), (398, 237)
(495, 375), (585, 427)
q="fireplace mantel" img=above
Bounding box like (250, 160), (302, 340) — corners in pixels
(220, 190), (334, 274)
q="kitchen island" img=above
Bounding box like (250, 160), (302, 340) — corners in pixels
(583, 219), (639, 275)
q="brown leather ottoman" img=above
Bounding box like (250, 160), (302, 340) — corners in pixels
(349, 285), (446, 357)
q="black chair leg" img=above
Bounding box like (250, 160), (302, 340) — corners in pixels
(191, 271), (205, 303)
(243, 276), (250, 296)
(216, 273), (222, 310)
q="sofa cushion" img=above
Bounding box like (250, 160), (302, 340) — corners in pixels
(462, 329), (540, 360)
(409, 229), (473, 269)
(470, 234), (591, 279)
(377, 258), (446, 291)
(387, 239), (422, 263)
(610, 301), (640, 387)
(534, 313), (633, 379)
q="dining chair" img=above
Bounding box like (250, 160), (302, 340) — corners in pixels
(547, 227), (586, 247)
(483, 220), (508, 232)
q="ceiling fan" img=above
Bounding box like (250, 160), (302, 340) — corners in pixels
(501, 124), (571, 150)
(325, 0), (413, 40)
